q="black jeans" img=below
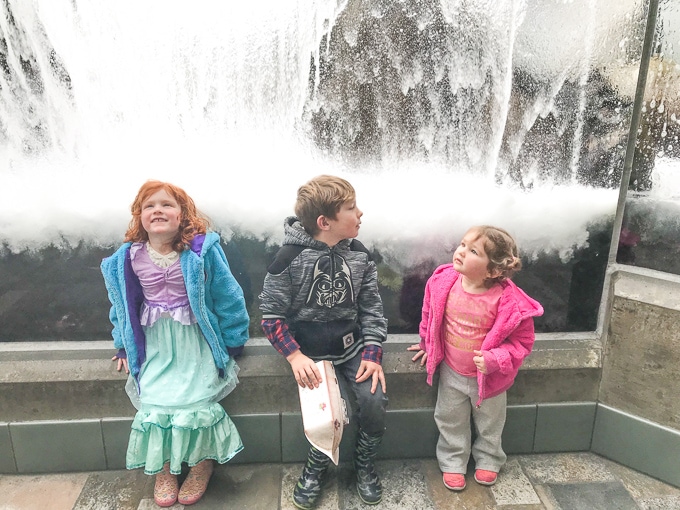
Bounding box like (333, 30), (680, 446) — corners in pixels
(333, 353), (388, 436)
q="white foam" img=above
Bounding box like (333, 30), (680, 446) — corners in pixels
(0, 0), (650, 260)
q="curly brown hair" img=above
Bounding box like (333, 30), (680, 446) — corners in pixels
(124, 180), (210, 252)
(469, 225), (523, 283)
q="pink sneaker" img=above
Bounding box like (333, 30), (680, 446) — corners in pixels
(442, 472), (466, 491)
(474, 469), (498, 486)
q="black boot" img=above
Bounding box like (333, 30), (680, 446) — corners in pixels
(292, 446), (331, 510)
(354, 429), (383, 505)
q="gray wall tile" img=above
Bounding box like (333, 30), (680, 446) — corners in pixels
(592, 404), (680, 487)
(232, 414), (281, 464)
(11, 420), (106, 473)
(503, 405), (537, 454)
(281, 413), (308, 463)
(0, 422), (16, 473)
(534, 402), (596, 452)
(382, 409), (438, 459)
(101, 417), (132, 470)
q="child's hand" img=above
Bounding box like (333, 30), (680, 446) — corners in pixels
(355, 360), (387, 395)
(407, 343), (427, 365)
(473, 350), (488, 374)
(286, 350), (322, 389)
(112, 355), (129, 374)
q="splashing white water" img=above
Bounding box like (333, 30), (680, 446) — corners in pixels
(0, 0), (643, 263)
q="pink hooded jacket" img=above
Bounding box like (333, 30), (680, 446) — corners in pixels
(419, 264), (543, 406)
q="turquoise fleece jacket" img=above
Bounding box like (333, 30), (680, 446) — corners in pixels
(101, 232), (249, 379)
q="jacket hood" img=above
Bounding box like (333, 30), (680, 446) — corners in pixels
(193, 231), (219, 257)
(283, 216), (351, 251)
(504, 278), (544, 318)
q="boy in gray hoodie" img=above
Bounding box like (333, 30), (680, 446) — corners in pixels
(259, 174), (388, 508)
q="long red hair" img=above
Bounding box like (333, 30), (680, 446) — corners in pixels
(124, 180), (210, 252)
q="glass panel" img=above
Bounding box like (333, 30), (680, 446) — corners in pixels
(617, 0), (680, 274)
(0, 1), (649, 341)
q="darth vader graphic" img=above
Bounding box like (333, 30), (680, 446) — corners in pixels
(306, 252), (355, 308)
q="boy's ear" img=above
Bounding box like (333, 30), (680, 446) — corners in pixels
(316, 215), (331, 231)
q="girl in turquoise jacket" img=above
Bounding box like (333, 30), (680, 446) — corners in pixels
(101, 180), (249, 507)
(409, 226), (543, 492)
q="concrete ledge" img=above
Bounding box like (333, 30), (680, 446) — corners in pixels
(610, 264), (680, 312)
(0, 333), (602, 368)
(0, 334), (602, 421)
(0, 333), (605, 475)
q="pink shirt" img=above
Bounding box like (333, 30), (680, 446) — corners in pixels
(443, 278), (503, 376)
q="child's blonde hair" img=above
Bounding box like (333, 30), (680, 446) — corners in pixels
(125, 180), (210, 252)
(470, 225), (522, 283)
(295, 175), (356, 236)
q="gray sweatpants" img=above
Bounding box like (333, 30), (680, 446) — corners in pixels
(434, 362), (507, 474)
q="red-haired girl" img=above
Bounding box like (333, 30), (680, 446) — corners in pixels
(101, 180), (249, 506)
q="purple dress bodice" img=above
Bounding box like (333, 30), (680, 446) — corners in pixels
(130, 243), (196, 326)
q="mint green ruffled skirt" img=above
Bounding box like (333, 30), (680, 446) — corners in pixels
(124, 318), (242, 475)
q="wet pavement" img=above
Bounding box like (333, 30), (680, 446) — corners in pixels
(1, 452), (679, 510)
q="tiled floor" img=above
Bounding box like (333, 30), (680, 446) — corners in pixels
(1, 452), (679, 510)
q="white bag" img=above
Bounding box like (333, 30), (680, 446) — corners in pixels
(297, 360), (349, 465)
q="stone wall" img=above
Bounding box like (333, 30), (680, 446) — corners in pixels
(599, 268), (680, 431)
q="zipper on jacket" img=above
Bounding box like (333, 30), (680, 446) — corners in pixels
(330, 246), (337, 293)
(327, 246), (340, 312)
(194, 256), (225, 368)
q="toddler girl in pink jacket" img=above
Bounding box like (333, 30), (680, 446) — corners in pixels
(408, 225), (543, 491)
